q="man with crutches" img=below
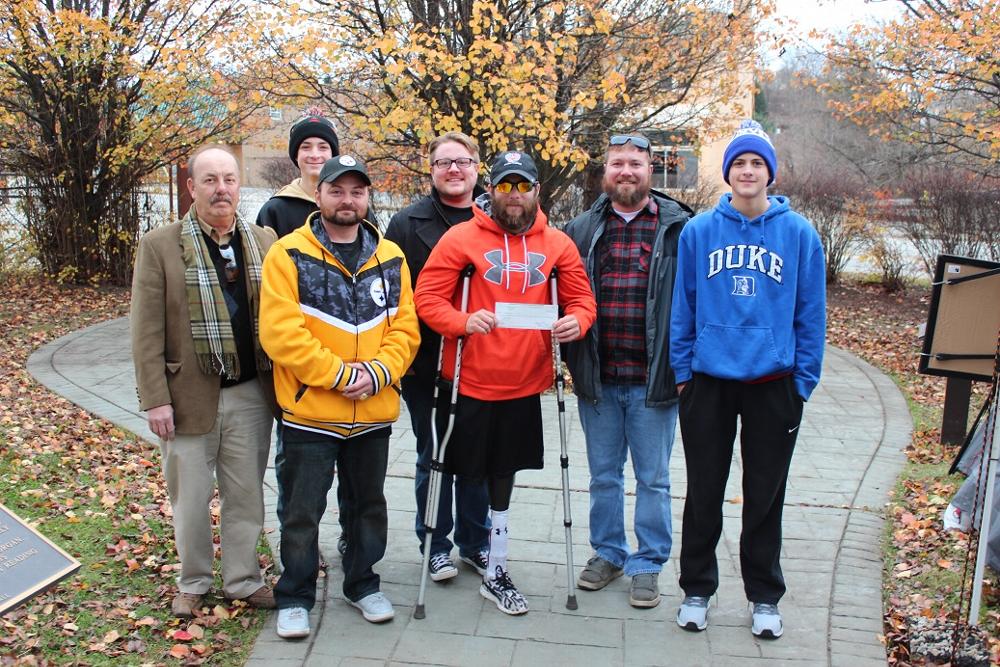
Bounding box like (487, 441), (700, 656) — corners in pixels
(563, 134), (691, 608)
(414, 150), (596, 615)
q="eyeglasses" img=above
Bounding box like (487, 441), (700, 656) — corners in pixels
(218, 243), (239, 284)
(609, 135), (651, 152)
(493, 180), (535, 194)
(431, 157), (478, 170)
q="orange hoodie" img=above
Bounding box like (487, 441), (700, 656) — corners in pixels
(414, 204), (596, 401)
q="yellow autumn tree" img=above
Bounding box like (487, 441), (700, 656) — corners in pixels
(823, 0), (1000, 177)
(268, 0), (772, 211)
(0, 0), (287, 285)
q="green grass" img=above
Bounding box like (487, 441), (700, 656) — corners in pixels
(0, 435), (269, 665)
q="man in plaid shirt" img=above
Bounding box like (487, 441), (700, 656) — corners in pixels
(564, 134), (691, 608)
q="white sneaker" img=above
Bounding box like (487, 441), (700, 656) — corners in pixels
(349, 591), (395, 623)
(943, 502), (971, 531)
(751, 602), (783, 639)
(428, 551), (458, 582)
(676, 595), (709, 631)
(276, 606), (310, 639)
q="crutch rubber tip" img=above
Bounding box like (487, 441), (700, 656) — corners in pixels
(414, 604), (426, 619)
(566, 595), (578, 610)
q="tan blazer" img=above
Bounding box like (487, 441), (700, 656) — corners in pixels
(130, 221), (278, 434)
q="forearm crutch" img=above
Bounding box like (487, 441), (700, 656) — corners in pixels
(414, 264), (475, 619)
(550, 267), (579, 610)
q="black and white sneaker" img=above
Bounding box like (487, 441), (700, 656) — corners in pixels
(480, 567), (528, 615)
(460, 549), (489, 576)
(428, 552), (458, 582)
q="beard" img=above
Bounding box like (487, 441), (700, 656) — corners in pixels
(492, 196), (538, 234)
(320, 205), (365, 227)
(603, 178), (649, 208)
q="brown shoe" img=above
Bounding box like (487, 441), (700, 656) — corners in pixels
(229, 585), (276, 609)
(171, 592), (204, 618)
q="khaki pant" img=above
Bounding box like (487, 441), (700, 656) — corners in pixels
(160, 380), (273, 598)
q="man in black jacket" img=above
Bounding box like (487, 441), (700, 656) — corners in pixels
(563, 134), (691, 608)
(384, 132), (491, 583)
(256, 114), (339, 238)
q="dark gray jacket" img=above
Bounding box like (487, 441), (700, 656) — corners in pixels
(563, 189), (691, 406)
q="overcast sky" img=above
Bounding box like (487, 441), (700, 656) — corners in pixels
(766, 0), (903, 67)
(773, 0), (902, 33)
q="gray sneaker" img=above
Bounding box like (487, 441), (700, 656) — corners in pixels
(751, 602), (783, 639)
(677, 595), (710, 631)
(629, 573), (660, 608)
(577, 556), (623, 591)
(349, 591), (395, 623)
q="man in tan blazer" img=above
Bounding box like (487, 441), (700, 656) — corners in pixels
(130, 146), (278, 618)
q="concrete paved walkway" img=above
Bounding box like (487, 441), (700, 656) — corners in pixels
(28, 317), (910, 666)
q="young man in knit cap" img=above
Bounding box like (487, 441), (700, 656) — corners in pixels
(414, 150), (596, 615)
(671, 119), (826, 638)
(256, 114), (340, 238)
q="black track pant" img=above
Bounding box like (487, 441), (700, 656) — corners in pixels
(678, 373), (803, 604)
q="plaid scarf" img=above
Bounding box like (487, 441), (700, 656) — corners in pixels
(181, 209), (271, 379)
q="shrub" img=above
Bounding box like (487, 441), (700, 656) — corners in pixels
(773, 168), (870, 283)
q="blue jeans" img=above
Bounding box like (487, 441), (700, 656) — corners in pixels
(275, 424), (389, 609)
(404, 374), (489, 557)
(578, 383), (677, 576)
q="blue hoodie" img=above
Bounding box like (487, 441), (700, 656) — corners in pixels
(670, 194), (826, 400)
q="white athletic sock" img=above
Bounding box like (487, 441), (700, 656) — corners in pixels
(486, 509), (509, 580)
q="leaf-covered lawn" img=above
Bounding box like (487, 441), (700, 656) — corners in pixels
(2, 273), (997, 664)
(0, 277), (273, 665)
(827, 279), (999, 665)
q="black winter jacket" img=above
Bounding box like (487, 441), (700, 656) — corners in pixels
(384, 186), (485, 379)
(563, 189), (691, 406)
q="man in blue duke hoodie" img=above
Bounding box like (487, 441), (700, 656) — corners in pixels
(670, 120), (825, 640)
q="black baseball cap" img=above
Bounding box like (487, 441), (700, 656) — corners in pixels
(318, 155), (371, 185)
(489, 150), (538, 184)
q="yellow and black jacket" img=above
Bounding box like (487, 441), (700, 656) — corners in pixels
(260, 212), (419, 438)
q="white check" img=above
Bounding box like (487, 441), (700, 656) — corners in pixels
(494, 302), (558, 330)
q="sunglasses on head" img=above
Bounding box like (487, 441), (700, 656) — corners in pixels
(494, 180), (534, 194)
(218, 243), (239, 283)
(609, 135), (651, 152)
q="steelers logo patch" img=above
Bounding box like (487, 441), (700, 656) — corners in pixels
(340, 155), (358, 166)
(370, 277), (387, 307)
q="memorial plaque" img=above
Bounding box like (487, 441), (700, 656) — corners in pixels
(0, 503), (81, 615)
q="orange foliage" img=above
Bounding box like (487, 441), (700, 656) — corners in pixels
(822, 0), (1000, 176)
(267, 0), (775, 207)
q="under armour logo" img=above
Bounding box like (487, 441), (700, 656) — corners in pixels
(483, 249), (547, 287)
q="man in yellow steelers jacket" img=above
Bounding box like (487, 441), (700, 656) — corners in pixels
(259, 155), (419, 639)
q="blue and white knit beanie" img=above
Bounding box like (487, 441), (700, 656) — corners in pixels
(722, 119), (777, 185)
